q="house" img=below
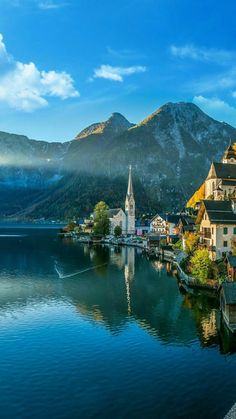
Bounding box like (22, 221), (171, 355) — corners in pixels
(227, 255), (236, 281)
(196, 199), (236, 260)
(150, 213), (166, 235)
(135, 218), (151, 236)
(147, 235), (161, 249)
(176, 215), (196, 236)
(220, 282), (236, 333)
(81, 218), (94, 233)
(150, 213), (182, 236)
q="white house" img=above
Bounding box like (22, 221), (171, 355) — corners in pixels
(196, 199), (236, 260)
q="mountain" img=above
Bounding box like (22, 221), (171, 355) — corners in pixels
(1, 102), (236, 220)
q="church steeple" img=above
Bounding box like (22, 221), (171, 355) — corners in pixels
(222, 143), (236, 164)
(125, 165), (135, 235)
(127, 165), (134, 197)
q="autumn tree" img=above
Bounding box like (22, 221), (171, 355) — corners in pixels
(190, 248), (212, 283)
(184, 232), (199, 254)
(93, 201), (110, 236)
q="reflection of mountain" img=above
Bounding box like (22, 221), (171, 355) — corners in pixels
(0, 231), (230, 351)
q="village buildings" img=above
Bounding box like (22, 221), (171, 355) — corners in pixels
(195, 144), (236, 260)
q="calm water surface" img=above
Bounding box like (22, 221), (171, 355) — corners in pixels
(0, 227), (236, 419)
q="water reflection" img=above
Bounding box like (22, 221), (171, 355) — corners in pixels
(0, 229), (235, 354)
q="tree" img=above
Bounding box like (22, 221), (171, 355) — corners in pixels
(190, 248), (212, 283)
(172, 239), (183, 250)
(93, 201), (110, 236)
(184, 232), (199, 254)
(114, 225), (122, 237)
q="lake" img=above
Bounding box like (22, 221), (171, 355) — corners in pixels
(0, 227), (236, 418)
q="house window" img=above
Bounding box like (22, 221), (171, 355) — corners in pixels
(223, 241), (228, 247)
(212, 227), (214, 234)
(234, 227), (236, 235)
(223, 227), (228, 235)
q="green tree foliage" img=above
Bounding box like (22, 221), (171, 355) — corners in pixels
(210, 261), (227, 282)
(190, 248), (212, 283)
(93, 201), (110, 236)
(184, 232), (199, 254)
(114, 225), (122, 237)
(172, 239), (183, 250)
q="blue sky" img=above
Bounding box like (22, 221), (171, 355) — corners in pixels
(1, 0), (236, 141)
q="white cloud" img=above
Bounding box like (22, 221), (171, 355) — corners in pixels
(193, 95), (236, 126)
(189, 67), (236, 94)
(0, 33), (79, 111)
(92, 64), (146, 82)
(0, 33), (9, 62)
(170, 44), (235, 65)
(38, 1), (67, 9)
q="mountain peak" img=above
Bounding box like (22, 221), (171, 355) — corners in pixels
(75, 112), (133, 140)
(135, 101), (212, 129)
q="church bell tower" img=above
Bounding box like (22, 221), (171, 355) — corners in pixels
(125, 165), (135, 235)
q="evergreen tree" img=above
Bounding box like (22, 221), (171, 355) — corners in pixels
(114, 225), (122, 237)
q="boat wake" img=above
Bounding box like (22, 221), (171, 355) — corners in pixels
(0, 234), (27, 238)
(54, 262), (108, 279)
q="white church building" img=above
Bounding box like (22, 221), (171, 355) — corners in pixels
(108, 165), (135, 235)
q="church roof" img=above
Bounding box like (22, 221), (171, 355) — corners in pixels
(108, 208), (123, 218)
(207, 162), (236, 180)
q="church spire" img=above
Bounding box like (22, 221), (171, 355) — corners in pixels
(125, 165), (135, 235)
(127, 165), (134, 197)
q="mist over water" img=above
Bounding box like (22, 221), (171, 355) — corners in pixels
(0, 227), (235, 419)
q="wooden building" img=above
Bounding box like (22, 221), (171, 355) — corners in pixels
(220, 282), (236, 333)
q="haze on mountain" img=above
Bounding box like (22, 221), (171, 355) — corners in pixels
(0, 102), (235, 220)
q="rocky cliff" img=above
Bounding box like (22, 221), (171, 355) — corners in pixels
(1, 102), (236, 219)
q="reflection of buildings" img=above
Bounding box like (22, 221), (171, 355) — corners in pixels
(108, 246), (135, 315)
(182, 293), (218, 346)
(2, 233), (236, 354)
(124, 247), (135, 315)
(201, 310), (217, 343)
